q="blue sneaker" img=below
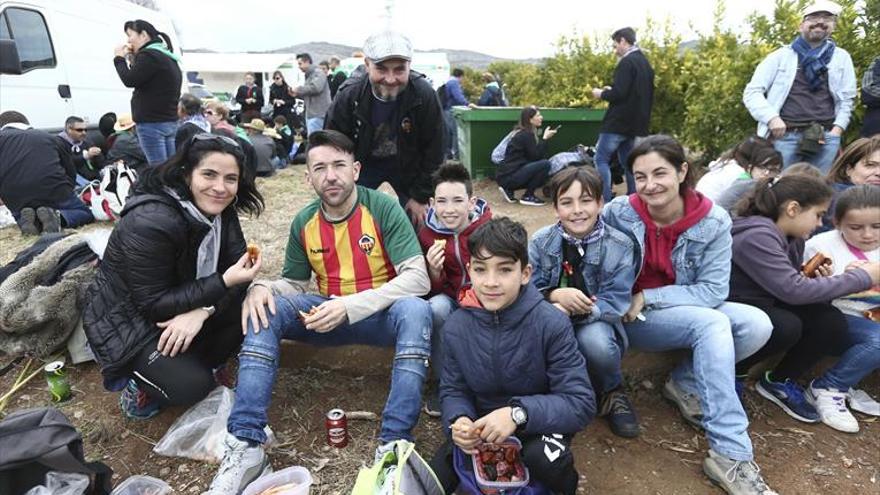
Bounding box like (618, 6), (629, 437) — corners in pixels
(119, 379), (160, 420)
(600, 389), (640, 438)
(755, 372), (819, 423)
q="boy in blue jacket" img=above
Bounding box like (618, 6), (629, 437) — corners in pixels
(429, 217), (595, 494)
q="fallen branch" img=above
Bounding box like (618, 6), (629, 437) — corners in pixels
(346, 410), (379, 421)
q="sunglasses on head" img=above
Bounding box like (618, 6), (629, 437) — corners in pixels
(190, 133), (240, 149)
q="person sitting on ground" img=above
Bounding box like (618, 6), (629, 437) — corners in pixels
(496, 106), (557, 206)
(273, 115), (294, 156)
(820, 136), (880, 232)
(106, 113), (148, 171)
(428, 217), (594, 495)
(57, 115), (105, 183)
(205, 130), (432, 494)
(696, 136), (782, 202)
(729, 176), (880, 432)
(203, 101), (236, 139)
(242, 118), (279, 176)
(0, 111), (95, 235)
(602, 135), (775, 495)
(529, 167), (638, 439)
(174, 93), (210, 150)
(82, 133), (264, 420)
(716, 162), (823, 215)
(477, 72), (505, 107)
(417, 163), (493, 418)
(98, 111), (118, 153)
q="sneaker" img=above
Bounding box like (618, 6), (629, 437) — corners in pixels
(754, 372), (819, 423)
(703, 449), (778, 495)
(498, 187), (517, 203)
(18, 207), (39, 235)
(599, 389), (640, 438)
(374, 440), (397, 464)
(36, 206), (61, 233)
(662, 378), (703, 429)
(205, 433), (271, 495)
(119, 379), (160, 420)
(423, 391), (441, 418)
(807, 381), (859, 433)
(848, 388), (880, 416)
(518, 195), (546, 206)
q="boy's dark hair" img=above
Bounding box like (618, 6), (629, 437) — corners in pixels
(834, 184), (880, 224)
(307, 130), (355, 160)
(296, 53), (313, 64)
(452, 68), (464, 78)
(273, 115), (287, 126)
(550, 166), (603, 206)
(611, 27), (636, 44)
(64, 116), (84, 128)
(0, 111), (29, 127)
(432, 163), (473, 196)
(468, 217), (528, 267)
(178, 93), (202, 117)
(735, 175), (833, 219)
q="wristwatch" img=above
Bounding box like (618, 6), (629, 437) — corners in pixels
(201, 306), (216, 317)
(511, 406), (528, 427)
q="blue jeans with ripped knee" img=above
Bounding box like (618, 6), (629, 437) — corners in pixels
(227, 294), (431, 444)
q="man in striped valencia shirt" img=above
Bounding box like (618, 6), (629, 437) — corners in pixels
(207, 130), (432, 494)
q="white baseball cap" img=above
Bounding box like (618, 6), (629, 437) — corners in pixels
(802, 0), (841, 18)
(363, 31), (413, 63)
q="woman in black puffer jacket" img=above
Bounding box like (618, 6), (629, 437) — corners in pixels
(83, 133), (264, 419)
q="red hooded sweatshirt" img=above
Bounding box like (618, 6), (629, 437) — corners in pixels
(630, 190), (713, 293)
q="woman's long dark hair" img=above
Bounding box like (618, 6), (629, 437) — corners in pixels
(514, 105), (539, 134)
(123, 19), (174, 52)
(272, 70), (287, 86)
(627, 134), (697, 193)
(138, 133), (264, 216)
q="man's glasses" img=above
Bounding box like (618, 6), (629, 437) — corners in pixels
(72, 128), (87, 132)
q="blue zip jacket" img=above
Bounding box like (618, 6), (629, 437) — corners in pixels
(601, 195), (733, 309)
(529, 223), (635, 345)
(439, 283), (596, 435)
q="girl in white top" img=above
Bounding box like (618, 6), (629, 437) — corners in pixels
(696, 136), (782, 202)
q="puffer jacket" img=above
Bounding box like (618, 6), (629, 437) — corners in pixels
(82, 190), (246, 383)
(417, 199), (492, 298)
(113, 39), (182, 123)
(439, 283), (595, 435)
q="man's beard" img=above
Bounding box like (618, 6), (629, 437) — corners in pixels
(372, 84), (402, 102)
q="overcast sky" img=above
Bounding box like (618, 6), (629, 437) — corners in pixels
(158, 0), (778, 59)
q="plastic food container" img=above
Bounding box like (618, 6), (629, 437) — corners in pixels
(242, 466), (312, 495)
(472, 437), (529, 494)
(110, 475), (171, 495)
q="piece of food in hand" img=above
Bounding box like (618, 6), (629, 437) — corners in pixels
(864, 306), (880, 322)
(802, 251), (832, 278)
(433, 239), (447, 250)
(246, 243), (260, 263)
(298, 306), (319, 320)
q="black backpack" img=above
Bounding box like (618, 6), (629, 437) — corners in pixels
(0, 407), (112, 495)
(437, 83), (449, 109)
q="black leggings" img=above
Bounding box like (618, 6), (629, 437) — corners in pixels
(128, 303), (244, 407)
(735, 302), (848, 381)
(429, 434), (578, 494)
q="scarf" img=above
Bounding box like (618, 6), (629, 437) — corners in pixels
(143, 42), (181, 63)
(182, 114), (211, 133)
(630, 190), (713, 293)
(791, 36), (835, 92)
(555, 217), (606, 257)
(56, 130), (83, 150)
(164, 187), (222, 279)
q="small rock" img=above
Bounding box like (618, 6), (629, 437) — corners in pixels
(321, 445), (331, 453)
(580, 474), (587, 480)
(188, 486), (200, 493)
(73, 410), (84, 419)
(816, 451), (825, 459)
(641, 379), (654, 390)
(159, 467), (171, 478)
(843, 457), (854, 468)
(177, 464), (189, 474)
(20, 394), (30, 401)
(578, 488), (585, 493)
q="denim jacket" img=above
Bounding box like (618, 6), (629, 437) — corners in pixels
(743, 44), (857, 137)
(528, 223), (635, 341)
(601, 195), (733, 310)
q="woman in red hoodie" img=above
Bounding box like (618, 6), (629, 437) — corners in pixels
(602, 135), (775, 495)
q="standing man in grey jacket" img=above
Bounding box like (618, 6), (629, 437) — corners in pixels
(742, 0), (856, 173)
(289, 53), (332, 136)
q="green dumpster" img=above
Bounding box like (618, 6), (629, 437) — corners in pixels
(452, 107), (606, 179)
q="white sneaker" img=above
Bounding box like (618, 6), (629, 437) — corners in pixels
(703, 449), (778, 495)
(204, 433), (271, 495)
(807, 381), (859, 433)
(848, 388), (880, 416)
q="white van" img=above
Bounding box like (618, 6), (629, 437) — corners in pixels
(0, 0), (181, 132)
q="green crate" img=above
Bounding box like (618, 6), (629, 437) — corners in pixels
(452, 107), (605, 179)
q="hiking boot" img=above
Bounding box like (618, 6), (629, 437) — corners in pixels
(498, 187), (517, 204)
(119, 379), (160, 420)
(423, 391), (441, 418)
(662, 378), (703, 429)
(205, 433), (271, 495)
(848, 388), (880, 416)
(599, 389), (640, 438)
(18, 207), (39, 235)
(807, 381), (859, 433)
(36, 206), (61, 233)
(519, 195), (546, 206)
(755, 372), (819, 423)
(703, 449), (778, 495)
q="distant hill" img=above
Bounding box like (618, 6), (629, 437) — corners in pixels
(185, 41), (542, 70)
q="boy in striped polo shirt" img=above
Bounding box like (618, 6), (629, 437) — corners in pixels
(207, 130), (432, 494)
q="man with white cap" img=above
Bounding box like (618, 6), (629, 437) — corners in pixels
(743, 0), (856, 173)
(325, 30), (445, 226)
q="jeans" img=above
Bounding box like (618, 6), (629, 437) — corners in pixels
(573, 321), (623, 394)
(428, 293), (458, 383)
(443, 109), (458, 160)
(137, 121), (178, 166)
(306, 117), (325, 136)
(595, 133), (635, 202)
(227, 294), (431, 444)
(497, 159), (551, 196)
(773, 130), (842, 174)
(813, 314), (880, 391)
(624, 305), (754, 461)
(56, 193), (95, 228)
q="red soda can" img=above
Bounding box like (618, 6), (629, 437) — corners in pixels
(326, 408), (348, 448)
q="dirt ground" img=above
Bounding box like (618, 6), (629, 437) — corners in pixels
(1, 167), (878, 494)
